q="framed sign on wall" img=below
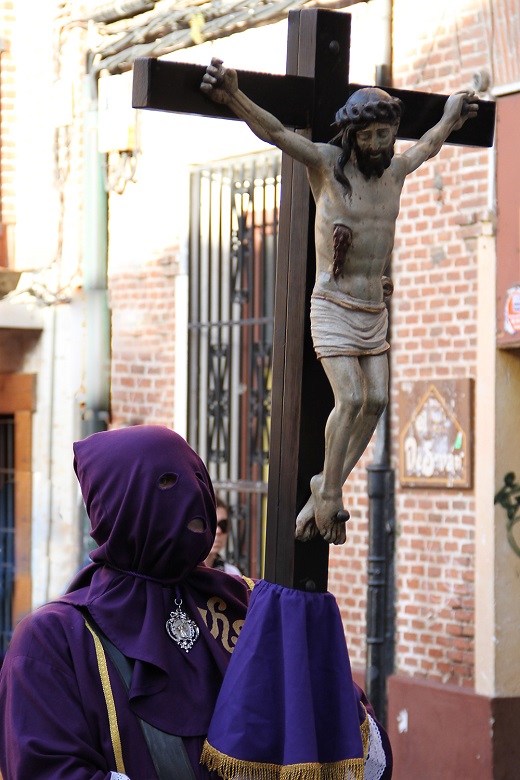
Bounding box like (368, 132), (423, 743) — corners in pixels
(398, 378), (474, 489)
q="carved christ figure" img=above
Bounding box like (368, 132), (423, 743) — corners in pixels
(201, 58), (478, 545)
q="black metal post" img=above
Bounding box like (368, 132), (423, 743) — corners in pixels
(366, 410), (395, 726)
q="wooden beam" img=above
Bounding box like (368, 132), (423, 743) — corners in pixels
(264, 8), (350, 590)
(13, 410), (32, 623)
(0, 376), (36, 623)
(132, 58), (314, 128)
(348, 83), (496, 148)
(132, 61), (496, 148)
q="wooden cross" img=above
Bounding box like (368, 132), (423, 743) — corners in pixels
(132, 8), (495, 592)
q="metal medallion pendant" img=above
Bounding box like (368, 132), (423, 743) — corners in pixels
(165, 598), (199, 653)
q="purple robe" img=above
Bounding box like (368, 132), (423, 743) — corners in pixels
(0, 600), (218, 779)
(0, 426), (251, 779)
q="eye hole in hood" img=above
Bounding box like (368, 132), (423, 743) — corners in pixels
(187, 517), (207, 533)
(158, 472), (178, 490)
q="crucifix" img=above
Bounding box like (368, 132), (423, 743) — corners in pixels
(132, 8), (495, 593)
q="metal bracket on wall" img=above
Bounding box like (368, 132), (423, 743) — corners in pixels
(494, 473), (520, 558)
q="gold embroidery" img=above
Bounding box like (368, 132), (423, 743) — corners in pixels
(231, 619), (245, 645)
(197, 577), (252, 653)
(197, 597), (242, 653)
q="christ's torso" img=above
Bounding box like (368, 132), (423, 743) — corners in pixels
(308, 145), (405, 303)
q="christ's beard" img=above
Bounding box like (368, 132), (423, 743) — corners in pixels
(354, 144), (394, 179)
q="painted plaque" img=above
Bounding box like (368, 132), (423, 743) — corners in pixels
(398, 379), (473, 488)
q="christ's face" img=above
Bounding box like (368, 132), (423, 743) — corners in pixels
(353, 121), (396, 178)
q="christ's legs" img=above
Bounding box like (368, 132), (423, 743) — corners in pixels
(337, 353), (389, 480)
(310, 355), (364, 543)
(296, 354), (363, 544)
(295, 353), (389, 544)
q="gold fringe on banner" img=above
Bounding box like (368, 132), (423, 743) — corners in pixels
(201, 709), (370, 780)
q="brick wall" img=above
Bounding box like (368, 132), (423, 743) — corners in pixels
(329, 0), (519, 686)
(109, 251), (181, 428)
(101, 0), (519, 690)
(387, 3), (487, 685)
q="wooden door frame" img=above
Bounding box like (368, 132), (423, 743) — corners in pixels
(0, 373), (35, 623)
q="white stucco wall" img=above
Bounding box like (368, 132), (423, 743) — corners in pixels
(10, 3), (88, 603)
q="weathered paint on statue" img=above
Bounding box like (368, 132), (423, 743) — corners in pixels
(201, 59), (478, 545)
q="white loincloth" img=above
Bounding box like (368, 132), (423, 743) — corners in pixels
(310, 287), (389, 359)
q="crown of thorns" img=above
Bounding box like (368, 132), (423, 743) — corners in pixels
(335, 87), (403, 128)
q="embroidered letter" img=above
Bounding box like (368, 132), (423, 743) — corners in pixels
(198, 597), (243, 653)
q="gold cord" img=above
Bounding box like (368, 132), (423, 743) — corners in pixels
(85, 619), (127, 775)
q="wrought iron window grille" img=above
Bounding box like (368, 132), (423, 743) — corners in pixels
(188, 151), (281, 578)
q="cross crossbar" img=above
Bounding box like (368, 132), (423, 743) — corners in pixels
(132, 58), (496, 147)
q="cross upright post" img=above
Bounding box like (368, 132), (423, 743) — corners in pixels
(264, 9), (351, 592)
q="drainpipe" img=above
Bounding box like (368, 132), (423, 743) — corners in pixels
(81, 61), (110, 439)
(78, 62), (110, 562)
(365, 0), (395, 727)
(373, 0), (393, 87)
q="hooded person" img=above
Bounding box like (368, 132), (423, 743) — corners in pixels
(0, 425), (252, 780)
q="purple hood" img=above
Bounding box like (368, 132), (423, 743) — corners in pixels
(61, 425), (250, 736)
(73, 425), (216, 582)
